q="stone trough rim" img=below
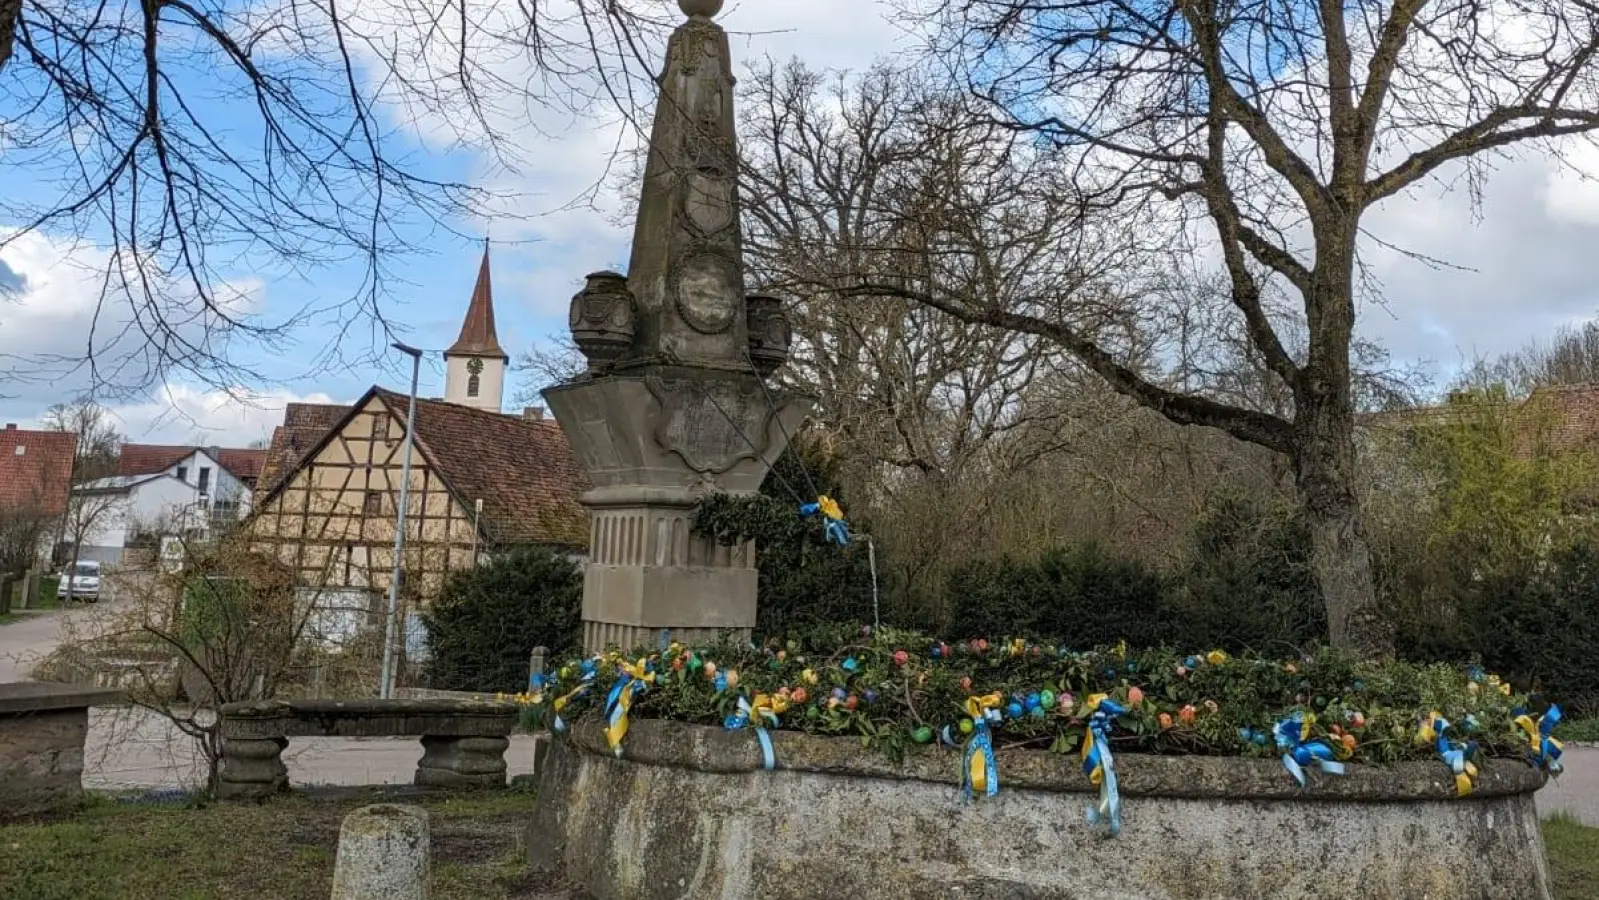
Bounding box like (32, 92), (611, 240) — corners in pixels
(561, 717), (1548, 802)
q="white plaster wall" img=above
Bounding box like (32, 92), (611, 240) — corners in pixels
(442, 353), (505, 413)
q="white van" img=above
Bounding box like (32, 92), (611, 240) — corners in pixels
(58, 560), (102, 602)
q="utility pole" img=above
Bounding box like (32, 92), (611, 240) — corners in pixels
(379, 342), (423, 699)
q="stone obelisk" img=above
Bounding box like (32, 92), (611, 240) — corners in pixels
(543, 0), (806, 652)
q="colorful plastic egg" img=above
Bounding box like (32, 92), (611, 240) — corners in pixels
(1159, 713), (1173, 730)
(960, 676), (973, 692)
(1006, 702), (1024, 719)
(1179, 705), (1196, 724)
(1127, 686), (1144, 705)
(913, 726), (934, 744)
(842, 657), (860, 673)
(864, 689), (878, 704)
(894, 650), (910, 667)
(1025, 693), (1041, 711)
(791, 687), (808, 704)
(959, 718), (974, 735)
(704, 661), (717, 678)
(714, 673), (728, 692)
(1040, 690), (1056, 709)
(831, 687), (846, 700)
(726, 670), (739, 688)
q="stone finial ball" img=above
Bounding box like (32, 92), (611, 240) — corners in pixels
(679, 0), (724, 17)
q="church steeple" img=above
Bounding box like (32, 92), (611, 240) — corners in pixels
(444, 240), (508, 412)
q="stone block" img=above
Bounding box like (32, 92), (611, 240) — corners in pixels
(330, 804), (430, 900)
(0, 707), (88, 819)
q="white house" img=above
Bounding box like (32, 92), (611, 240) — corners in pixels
(68, 474), (206, 564)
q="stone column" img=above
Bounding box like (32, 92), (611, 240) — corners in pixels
(544, 0), (805, 654)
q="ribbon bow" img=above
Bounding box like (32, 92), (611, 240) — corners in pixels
(1419, 712), (1479, 797)
(725, 692), (785, 770)
(1273, 713), (1346, 787)
(603, 657), (656, 757)
(799, 495), (851, 546)
(1081, 694), (1127, 836)
(1514, 705), (1564, 776)
(550, 659), (600, 733)
(961, 693), (1004, 800)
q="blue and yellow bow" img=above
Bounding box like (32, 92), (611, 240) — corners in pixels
(550, 659), (600, 733)
(603, 657), (656, 757)
(725, 692), (786, 770)
(1273, 712), (1346, 787)
(1419, 712), (1478, 797)
(961, 693), (1004, 800)
(799, 495), (851, 546)
(1514, 706), (1564, 776)
(1081, 694), (1127, 836)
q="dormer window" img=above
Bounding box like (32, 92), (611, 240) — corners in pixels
(176, 465), (188, 482)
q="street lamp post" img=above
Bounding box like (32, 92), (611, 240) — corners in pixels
(379, 342), (423, 699)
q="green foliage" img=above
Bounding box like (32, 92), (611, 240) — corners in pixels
(422, 547), (581, 693)
(693, 442), (880, 636)
(540, 629), (1546, 768)
(1167, 490), (1326, 654)
(946, 544), (1164, 647)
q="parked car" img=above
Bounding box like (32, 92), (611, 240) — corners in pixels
(58, 560), (102, 602)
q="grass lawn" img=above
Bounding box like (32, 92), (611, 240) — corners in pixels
(1558, 716), (1599, 744)
(0, 790), (565, 900)
(0, 790), (1593, 899)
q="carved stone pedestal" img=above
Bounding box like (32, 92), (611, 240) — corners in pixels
(217, 736), (289, 801)
(415, 735), (510, 789)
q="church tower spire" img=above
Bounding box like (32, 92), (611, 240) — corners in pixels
(444, 240), (508, 412)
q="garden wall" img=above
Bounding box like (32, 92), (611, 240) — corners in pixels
(529, 719), (1552, 900)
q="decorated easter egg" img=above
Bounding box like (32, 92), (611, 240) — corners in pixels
(1179, 705), (1196, 723)
(831, 687), (847, 700)
(802, 668), (819, 685)
(714, 673), (728, 692)
(1040, 690), (1056, 709)
(959, 718), (974, 735)
(913, 726), (934, 744)
(1159, 713), (1173, 730)
(894, 650), (910, 666)
(842, 657), (860, 673)
(791, 687), (808, 704)
(726, 670), (740, 688)
(1025, 693), (1041, 711)
(704, 661), (717, 678)
(1006, 702), (1024, 719)
(688, 654), (701, 670)
(845, 695), (860, 711)
(1127, 686), (1144, 705)
(864, 689), (878, 704)
(960, 676), (973, 692)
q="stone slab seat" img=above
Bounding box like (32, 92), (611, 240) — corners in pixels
(0, 681), (124, 820)
(529, 718), (1556, 900)
(217, 698), (517, 801)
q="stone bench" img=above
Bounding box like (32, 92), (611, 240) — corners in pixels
(217, 698), (518, 801)
(0, 682), (124, 820)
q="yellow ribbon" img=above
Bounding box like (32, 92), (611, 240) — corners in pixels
(964, 693), (1004, 795)
(604, 657), (656, 756)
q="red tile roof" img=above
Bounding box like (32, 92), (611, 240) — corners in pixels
(118, 443), (270, 485)
(0, 425), (78, 516)
(373, 389), (588, 546)
(257, 404), (353, 493)
(444, 245), (507, 359)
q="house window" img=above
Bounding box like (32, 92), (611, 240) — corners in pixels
(12, 445), (23, 456)
(176, 465), (188, 482)
(467, 373), (481, 398)
(363, 491), (383, 514)
(375, 414), (390, 441)
(198, 467), (211, 493)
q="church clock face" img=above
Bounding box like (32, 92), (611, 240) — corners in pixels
(466, 357), (484, 375)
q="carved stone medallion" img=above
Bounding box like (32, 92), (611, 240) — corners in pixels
(673, 252), (739, 334)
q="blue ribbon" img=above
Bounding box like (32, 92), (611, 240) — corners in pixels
(1082, 697), (1126, 836)
(1272, 714), (1346, 787)
(1421, 713), (1479, 796)
(798, 498), (851, 546)
(1515, 705), (1565, 776)
(723, 696), (779, 770)
(962, 718), (1000, 801)
(550, 664), (597, 734)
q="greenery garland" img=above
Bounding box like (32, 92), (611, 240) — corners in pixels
(508, 625), (1562, 778)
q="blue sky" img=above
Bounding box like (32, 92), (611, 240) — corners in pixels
(3, 0), (1599, 444)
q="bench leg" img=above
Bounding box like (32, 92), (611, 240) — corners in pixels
(415, 735), (509, 789)
(217, 736), (288, 801)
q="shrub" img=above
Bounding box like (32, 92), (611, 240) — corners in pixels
(422, 547), (581, 693)
(1463, 543), (1599, 716)
(537, 628), (1553, 769)
(945, 543), (1165, 648)
(694, 442), (881, 637)
(1166, 490), (1326, 654)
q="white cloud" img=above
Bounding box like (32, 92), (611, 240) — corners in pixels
(14, 384), (342, 448)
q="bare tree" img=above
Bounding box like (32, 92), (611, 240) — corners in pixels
(58, 486), (122, 600)
(42, 398), (123, 484)
(840, 0), (1599, 653)
(2, 1), (671, 397)
(1456, 318), (1599, 397)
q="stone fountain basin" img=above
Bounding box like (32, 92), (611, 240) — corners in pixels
(528, 719), (1551, 900)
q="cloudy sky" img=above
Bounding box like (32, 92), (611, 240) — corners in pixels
(1, 0), (1597, 446)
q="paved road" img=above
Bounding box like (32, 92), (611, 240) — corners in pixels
(0, 606), (72, 682)
(1535, 744), (1599, 825)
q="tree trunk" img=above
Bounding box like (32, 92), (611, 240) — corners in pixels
(1292, 403), (1393, 656)
(0, 0), (20, 76)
